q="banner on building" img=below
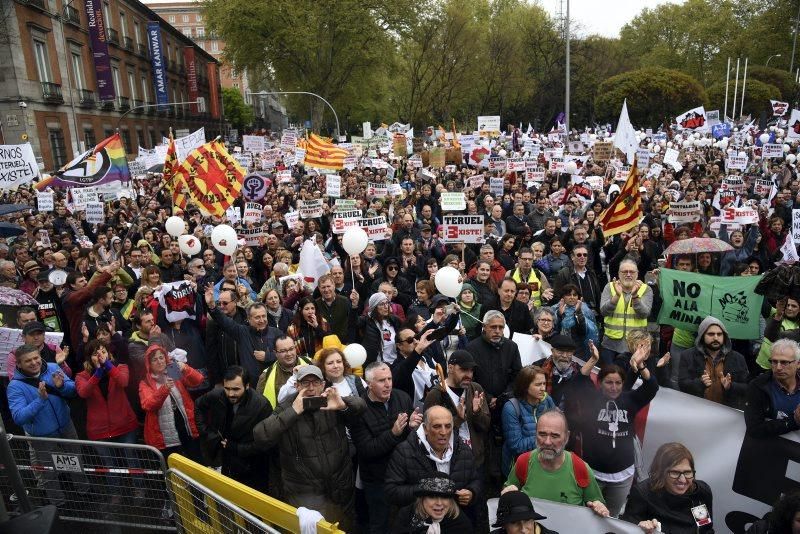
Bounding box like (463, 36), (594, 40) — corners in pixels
(84, 0), (115, 101)
(146, 22), (168, 108)
(207, 63), (220, 118)
(657, 269), (763, 339)
(182, 47), (199, 113)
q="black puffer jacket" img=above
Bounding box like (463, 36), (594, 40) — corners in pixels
(621, 479), (715, 534)
(384, 429), (481, 507)
(466, 336), (522, 404)
(252, 393), (365, 508)
(358, 314), (403, 366)
(350, 388), (414, 484)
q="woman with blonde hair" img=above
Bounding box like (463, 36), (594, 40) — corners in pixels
(392, 475), (473, 533)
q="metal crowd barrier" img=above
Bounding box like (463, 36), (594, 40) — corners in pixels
(167, 454), (347, 534)
(167, 468), (281, 534)
(0, 430), (176, 531)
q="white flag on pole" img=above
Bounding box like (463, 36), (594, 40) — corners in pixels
(298, 238), (330, 290)
(613, 99), (638, 165)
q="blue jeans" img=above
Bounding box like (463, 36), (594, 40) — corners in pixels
(362, 480), (389, 534)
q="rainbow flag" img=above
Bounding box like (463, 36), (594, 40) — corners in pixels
(47, 133), (130, 188)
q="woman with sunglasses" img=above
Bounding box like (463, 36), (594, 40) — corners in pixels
(621, 442), (713, 533)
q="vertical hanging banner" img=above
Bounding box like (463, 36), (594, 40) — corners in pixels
(182, 47), (199, 113)
(146, 22), (169, 108)
(207, 63), (220, 118)
(84, 0), (115, 101)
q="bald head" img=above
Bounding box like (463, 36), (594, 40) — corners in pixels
(423, 405), (453, 454)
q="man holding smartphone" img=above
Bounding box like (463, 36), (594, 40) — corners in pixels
(253, 365), (365, 531)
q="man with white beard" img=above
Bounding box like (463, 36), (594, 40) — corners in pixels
(501, 409), (609, 517)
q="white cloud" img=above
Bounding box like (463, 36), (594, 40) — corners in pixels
(537, 0), (687, 39)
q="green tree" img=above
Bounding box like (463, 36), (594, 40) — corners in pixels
(594, 67), (708, 127)
(706, 79), (781, 118)
(222, 88), (254, 131)
(744, 66), (796, 100)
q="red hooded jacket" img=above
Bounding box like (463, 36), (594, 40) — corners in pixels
(76, 362), (139, 440)
(138, 344), (203, 450)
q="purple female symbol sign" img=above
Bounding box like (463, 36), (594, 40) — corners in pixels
(242, 174), (269, 201)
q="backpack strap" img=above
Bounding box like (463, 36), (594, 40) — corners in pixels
(509, 397), (522, 422)
(570, 451), (590, 489)
(514, 451), (532, 486)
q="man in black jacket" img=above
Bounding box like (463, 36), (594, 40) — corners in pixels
(483, 278), (535, 337)
(384, 405), (480, 521)
(157, 247), (184, 283)
(466, 311), (522, 412)
(194, 366), (272, 492)
(552, 244), (603, 313)
(205, 289), (247, 383)
(745, 338), (800, 438)
(351, 362), (421, 534)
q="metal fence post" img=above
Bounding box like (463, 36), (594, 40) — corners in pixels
(0, 419), (32, 514)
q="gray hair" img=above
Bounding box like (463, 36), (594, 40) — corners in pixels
(0, 260), (14, 270)
(538, 408), (569, 432)
(273, 262), (289, 275)
(619, 258), (638, 272)
(772, 338), (800, 361)
(483, 310), (506, 325)
(364, 361), (390, 382)
(534, 307), (555, 321)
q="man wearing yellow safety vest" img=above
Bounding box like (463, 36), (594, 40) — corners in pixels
(599, 258), (653, 365)
(507, 247), (554, 308)
(256, 335), (311, 409)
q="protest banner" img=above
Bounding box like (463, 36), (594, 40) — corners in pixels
(36, 191), (54, 212)
(793, 210), (800, 242)
(592, 141), (613, 161)
(676, 106), (707, 130)
(489, 177), (504, 196)
(243, 202), (262, 224)
(276, 170), (293, 184)
(324, 174), (341, 198)
(488, 498), (640, 534)
(657, 269), (762, 339)
(332, 209), (362, 234)
(709, 216), (741, 233)
(280, 130), (297, 151)
(293, 149), (305, 166)
(367, 182), (388, 198)
(343, 156), (358, 170)
(359, 216), (388, 241)
(127, 160), (146, 177)
(723, 175), (745, 194)
(789, 109), (800, 139)
(525, 169), (546, 184)
(387, 183), (402, 197)
(668, 200), (702, 223)
(85, 201), (104, 224)
(647, 162), (663, 179)
(754, 178), (774, 198)
(334, 198), (357, 211)
(234, 153), (253, 170)
(242, 135), (266, 154)
(663, 147), (680, 166)
(543, 148), (564, 161)
(173, 127), (205, 161)
(440, 215), (484, 244)
(762, 143), (784, 158)
(0, 143), (39, 190)
(440, 192), (466, 211)
(636, 148), (650, 168)
(242, 174), (269, 201)
(488, 157), (507, 172)
(469, 175), (485, 189)
(284, 210), (299, 230)
(71, 186), (98, 211)
(459, 134), (475, 154)
(727, 155), (748, 171)
(548, 157), (564, 173)
(506, 158), (525, 172)
(392, 133), (407, 157)
(723, 206), (758, 225)
(477, 115), (501, 136)
(299, 199), (323, 219)
(238, 225), (266, 246)
(225, 206), (240, 226)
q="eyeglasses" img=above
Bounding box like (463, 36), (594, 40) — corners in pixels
(299, 379), (322, 387)
(387, 266), (398, 271)
(537, 318), (553, 323)
(397, 337), (416, 344)
(667, 469), (696, 480)
(519, 257), (533, 262)
(769, 359), (796, 367)
(574, 253), (588, 257)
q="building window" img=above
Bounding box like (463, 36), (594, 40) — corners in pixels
(196, 26), (204, 38)
(182, 14), (188, 22)
(71, 52), (85, 89)
(211, 41), (219, 52)
(133, 21), (140, 45)
(111, 65), (121, 96)
(168, 15), (175, 23)
(149, 129), (157, 147)
(84, 128), (96, 148)
(127, 70), (137, 100)
(181, 27), (191, 37)
(103, 2), (112, 30)
(120, 130), (132, 154)
(196, 14), (202, 21)
(32, 37), (52, 82)
(120, 12), (127, 38)
(136, 127), (144, 148)
(140, 75), (150, 102)
(49, 129), (67, 168)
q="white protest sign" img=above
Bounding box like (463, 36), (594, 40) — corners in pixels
(242, 135), (266, 154)
(277, 170), (293, 184)
(488, 157), (507, 172)
(723, 175), (745, 194)
(793, 210), (800, 242)
(489, 177), (504, 197)
(762, 143), (783, 158)
(647, 163), (664, 179)
(325, 175), (341, 198)
(359, 216), (388, 241)
(280, 131), (297, 151)
(238, 226), (267, 246)
(440, 192), (466, 211)
(85, 201), (104, 224)
(663, 147), (679, 167)
(343, 156), (358, 170)
(709, 215), (741, 233)
(469, 175), (485, 189)
(723, 206), (758, 225)
(727, 155), (748, 171)
(387, 183), (403, 197)
(37, 191), (54, 212)
(71, 187), (98, 211)
(584, 176), (604, 191)
(548, 157), (564, 173)
(332, 209), (362, 234)
(284, 211), (299, 230)
(367, 182), (388, 198)
(293, 148), (305, 166)
(477, 116), (501, 135)
(544, 148), (564, 161)
(174, 127), (205, 161)
(668, 200), (702, 223)
(299, 199), (323, 219)
(225, 206), (241, 226)
(243, 202), (262, 224)
(440, 215), (484, 244)
(754, 178), (774, 198)
(636, 148), (650, 168)
(506, 158), (525, 172)
(0, 143), (40, 190)
(525, 169), (546, 184)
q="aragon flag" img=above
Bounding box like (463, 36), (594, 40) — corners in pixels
(597, 158), (643, 237)
(164, 131), (180, 199)
(303, 133), (348, 170)
(172, 140), (245, 216)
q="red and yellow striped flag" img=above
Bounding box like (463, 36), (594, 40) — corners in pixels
(172, 140), (245, 216)
(164, 132), (180, 200)
(303, 133), (348, 170)
(597, 159), (642, 237)
(451, 119), (460, 150)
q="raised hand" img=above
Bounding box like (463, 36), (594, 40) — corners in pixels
(38, 381), (48, 400)
(391, 412), (409, 436)
(52, 371), (64, 389)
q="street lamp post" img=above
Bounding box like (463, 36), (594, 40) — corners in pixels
(766, 54), (782, 67)
(247, 91), (340, 140)
(564, 0), (570, 134)
(115, 100), (199, 131)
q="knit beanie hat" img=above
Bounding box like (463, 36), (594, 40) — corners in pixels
(367, 292), (389, 315)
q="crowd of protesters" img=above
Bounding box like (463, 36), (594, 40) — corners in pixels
(1, 122), (800, 533)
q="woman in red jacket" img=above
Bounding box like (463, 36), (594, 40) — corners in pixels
(138, 344), (203, 460)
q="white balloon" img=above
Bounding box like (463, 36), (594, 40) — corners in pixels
(759, 133), (771, 145)
(343, 344), (367, 368)
(564, 161), (578, 175)
(659, 140), (666, 147)
(784, 144), (791, 153)
(684, 139), (693, 147)
(653, 145), (661, 153)
(342, 228), (369, 256)
(498, 149), (507, 158)
(178, 234), (202, 256)
(787, 154), (797, 164)
(165, 216), (185, 237)
(211, 224), (237, 256)
(434, 266), (463, 298)
(666, 142), (673, 149)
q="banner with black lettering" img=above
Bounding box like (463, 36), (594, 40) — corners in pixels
(440, 215), (485, 243)
(155, 281), (197, 322)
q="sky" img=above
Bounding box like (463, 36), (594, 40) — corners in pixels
(538, 0), (686, 38)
